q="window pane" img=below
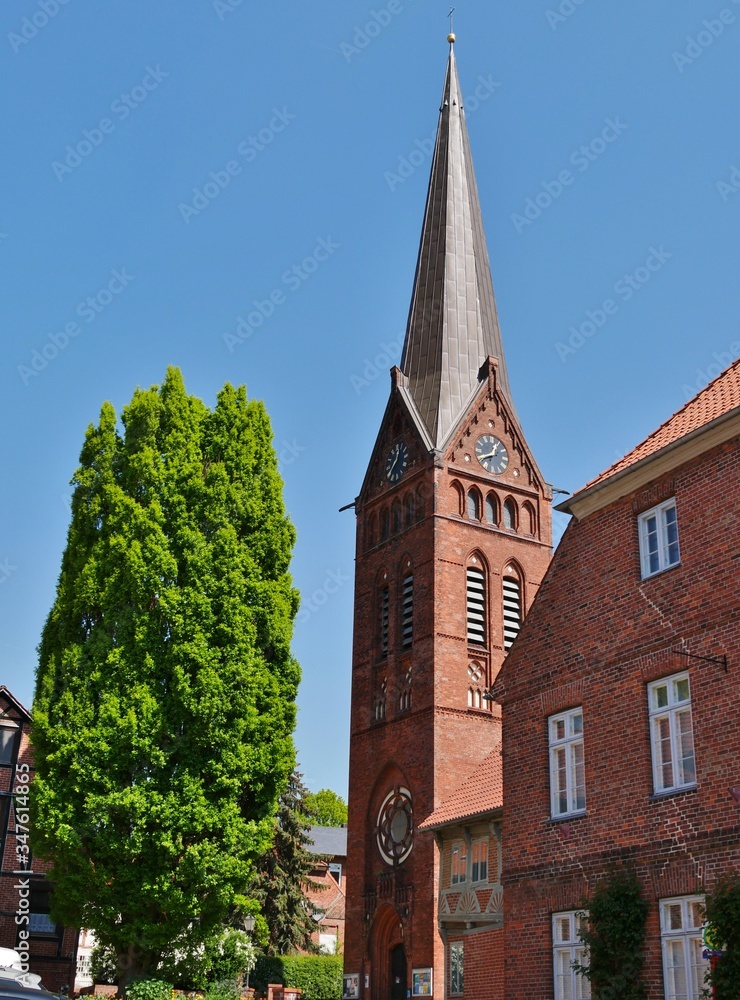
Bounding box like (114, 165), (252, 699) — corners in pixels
(689, 937), (708, 997)
(485, 495), (496, 525)
(665, 939), (688, 1000)
(688, 901), (703, 929)
(0, 729), (17, 766)
(554, 748), (567, 814)
(571, 712), (583, 736)
(555, 950), (574, 1000)
(676, 710), (695, 785)
(666, 903), (683, 931)
(553, 719), (566, 741)
(572, 742), (586, 811)
(555, 917), (571, 943)
(674, 677), (690, 703)
(653, 683), (669, 709)
(654, 716), (674, 789)
(665, 506), (680, 565)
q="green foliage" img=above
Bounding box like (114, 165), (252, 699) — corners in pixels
(126, 978), (173, 1000)
(251, 955), (342, 1000)
(576, 867), (648, 999)
(31, 368), (300, 986)
(305, 789), (348, 828)
(702, 872), (740, 999)
(203, 980), (241, 1000)
(251, 771), (323, 956)
(90, 942), (119, 985)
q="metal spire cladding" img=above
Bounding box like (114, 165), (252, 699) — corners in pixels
(400, 39), (512, 448)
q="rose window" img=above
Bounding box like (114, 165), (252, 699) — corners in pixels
(376, 786), (414, 865)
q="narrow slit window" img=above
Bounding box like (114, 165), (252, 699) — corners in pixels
(467, 489), (481, 520)
(467, 567), (486, 645)
(503, 499), (516, 530)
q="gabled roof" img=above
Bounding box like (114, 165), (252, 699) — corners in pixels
(308, 825), (347, 858)
(559, 358), (740, 517)
(0, 687), (31, 722)
(419, 744), (503, 831)
(400, 41), (512, 449)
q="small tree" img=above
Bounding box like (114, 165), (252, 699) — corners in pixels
(251, 771), (323, 955)
(31, 369), (300, 988)
(702, 872), (740, 999)
(305, 789), (348, 828)
(576, 867), (648, 999)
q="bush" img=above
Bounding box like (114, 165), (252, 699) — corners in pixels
(127, 978), (173, 1000)
(204, 980), (241, 1000)
(702, 872), (740, 1000)
(251, 954), (342, 1000)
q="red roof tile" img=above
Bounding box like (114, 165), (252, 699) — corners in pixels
(419, 744), (503, 830)
(583, 358), (740, 491)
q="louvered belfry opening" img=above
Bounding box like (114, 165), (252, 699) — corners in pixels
(466, 566), (486, 645)
(401, 575), (414, 648)
(503, 575), (522, 649)
(380, 587), (389, 657)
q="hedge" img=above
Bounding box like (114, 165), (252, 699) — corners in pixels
(251, 954), (342, 1000)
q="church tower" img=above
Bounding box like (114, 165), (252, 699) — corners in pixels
(343, 37), (552, 1000)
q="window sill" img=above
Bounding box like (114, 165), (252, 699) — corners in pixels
(649, 784), (697, 802)
(640, 560), (681, 582)
(547, 810), (586, 825)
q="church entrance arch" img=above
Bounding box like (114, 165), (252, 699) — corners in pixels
(369, 904), (406, 1000)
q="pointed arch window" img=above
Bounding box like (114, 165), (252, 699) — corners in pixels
(503, 499), (517, 531)
(451, 481), (464, 516)
(381, 508), (390, 541)
(523, 502), (537, 536)
(405, 493), (415, 528)
(467, 489), (481, 521)
(392, 501), (403, 534)
(503, 573), (522, 650)
(466, 565), (486, 646)
(485, 494), (498, 526)
(401, 574), (414, 648)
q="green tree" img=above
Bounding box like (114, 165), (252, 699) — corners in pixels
(702, 872), (740, 999)
(251, 771), (322, 956)
(305, 789), (347, 828)
(31, 368), (300, 989)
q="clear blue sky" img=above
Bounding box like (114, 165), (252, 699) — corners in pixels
(1, 1), (738, 798)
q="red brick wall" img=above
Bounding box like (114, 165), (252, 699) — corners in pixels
(345, 377), (552, 998)
(446, 927), (504, 1000)
(496, 437), (740, 998)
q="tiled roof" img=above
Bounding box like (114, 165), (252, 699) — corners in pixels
(584, 357), (740, 491)
(419, 744), (503, 830)
(308, 825), (347, 858)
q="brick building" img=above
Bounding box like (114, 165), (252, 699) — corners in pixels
(417, 746), (504, 1000)
(0, 686), (78, 992)
(306, 826), (347, 956)
(343, 37), (552, 1000)
(492, 360), (740, 999)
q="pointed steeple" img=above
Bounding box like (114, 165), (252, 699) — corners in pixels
(400, 39), (512, 448)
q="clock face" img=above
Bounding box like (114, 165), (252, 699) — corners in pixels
(475, 435), (509, 474)
(385, 442), (409, 483)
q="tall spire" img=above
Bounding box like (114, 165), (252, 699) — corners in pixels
(400, 38), (512, 448)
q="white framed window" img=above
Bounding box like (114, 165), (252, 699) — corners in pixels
(638, 498), (680, 578)
(471, 839), (488, 883)
(660, 896), (708, 1000)
(328, 862), (342, 887)
(553, 911), (591, 1000)
(449, 941), (464, 996)
(649, 673), (696, 794)
(549, 708), (586, 818)
(451, 842), (467, 885)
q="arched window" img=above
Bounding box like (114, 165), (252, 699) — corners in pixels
(401, 573), (414, 648)
(467, 489), (481, 521)
(503, 572), (522, 650)
(381, 508), (390, 541)
(451, 481), (464, 516)
(405, 493), (415, 528)
(503, 499), (517, 531)
(523, 502), (537, 536)
(392, 501), (403, 534)
(416, 488), (425, 522)
(485, 493), (498, 526)
(466, 565), (486, 645)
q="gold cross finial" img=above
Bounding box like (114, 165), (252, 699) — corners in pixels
(447, 7), (456, 43)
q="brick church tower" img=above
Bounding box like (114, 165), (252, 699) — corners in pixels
(343, 38), (552, 1000)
